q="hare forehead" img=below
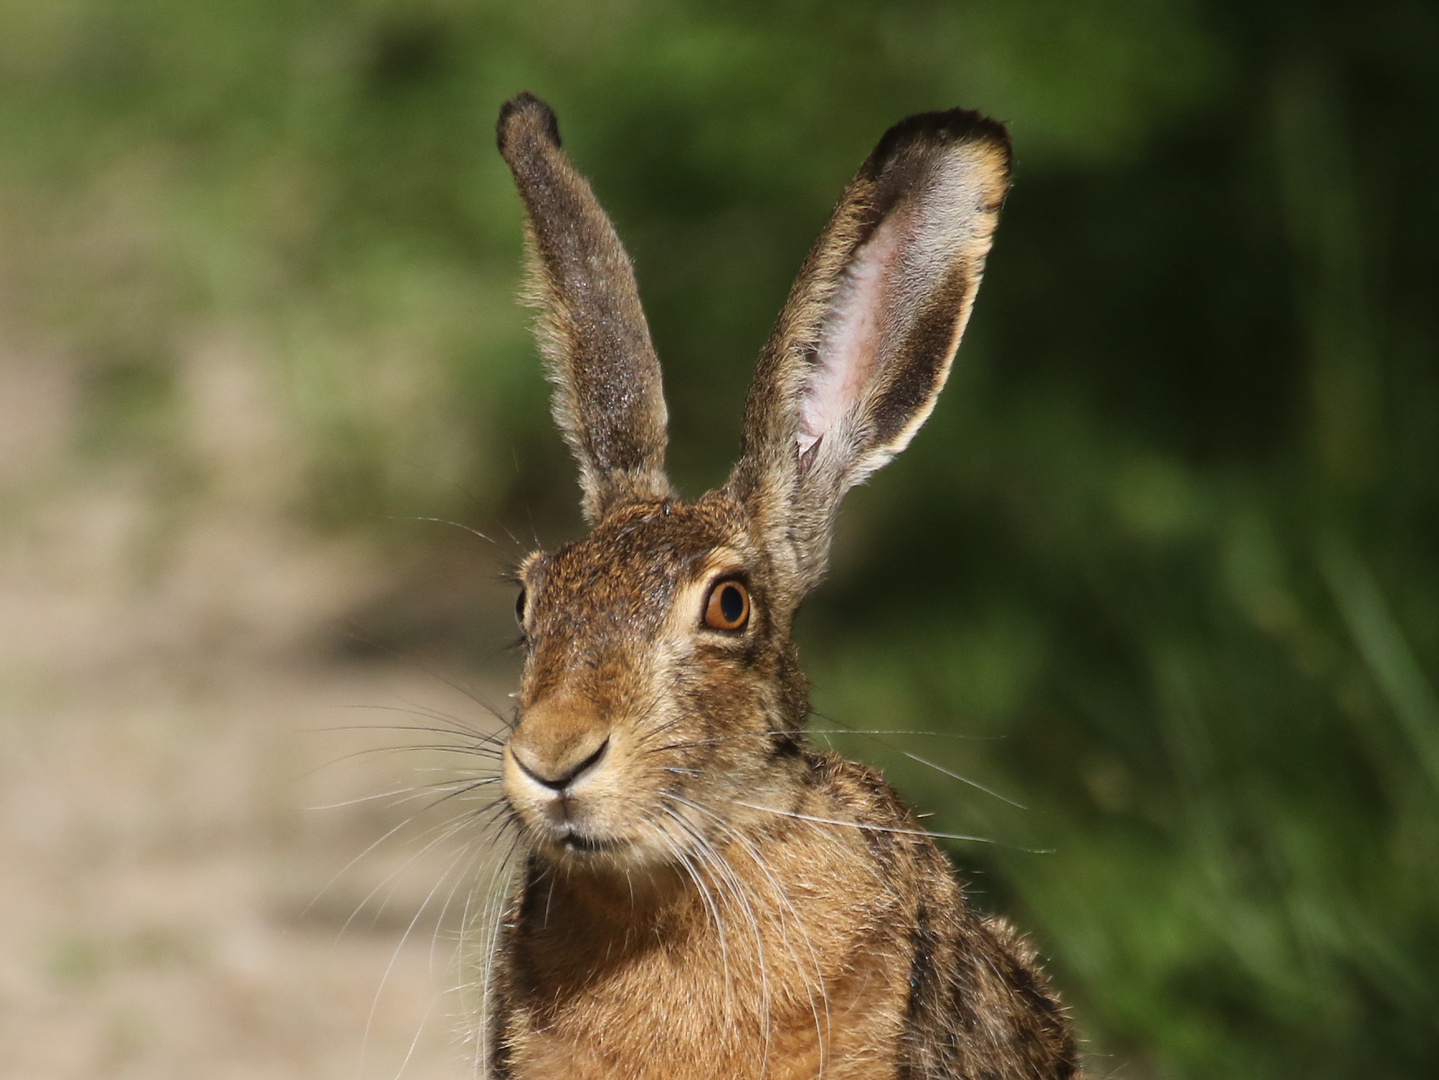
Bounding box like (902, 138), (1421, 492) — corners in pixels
(536, 498), (751, 621)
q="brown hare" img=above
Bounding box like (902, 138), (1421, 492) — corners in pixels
(487, 92), (1079, 1080)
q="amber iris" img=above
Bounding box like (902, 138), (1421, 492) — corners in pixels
(703, 580), (750, 631)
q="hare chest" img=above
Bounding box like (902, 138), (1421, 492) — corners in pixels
(491, 825), (917, 1079)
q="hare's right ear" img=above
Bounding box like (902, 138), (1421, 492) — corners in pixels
(498, 94), (671, 524)
(728, 110), (1010, 595)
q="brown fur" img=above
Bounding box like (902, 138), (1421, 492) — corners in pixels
(489, 95), (1079, 1079)
(497, 93), (671, 524)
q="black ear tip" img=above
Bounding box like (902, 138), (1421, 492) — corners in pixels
(871, 107), (1012, 174)
(496, 92), (562, 155)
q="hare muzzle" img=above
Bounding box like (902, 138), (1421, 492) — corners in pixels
(506, 697), (627, 840)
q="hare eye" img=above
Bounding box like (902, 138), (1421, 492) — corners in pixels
(703, 580), (750, 632)
(515, 587), (527, 626)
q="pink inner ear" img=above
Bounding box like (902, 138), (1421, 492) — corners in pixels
(797, 213), (907, 458)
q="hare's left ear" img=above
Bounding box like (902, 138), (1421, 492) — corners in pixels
(729, 109), (1010, 594)
(498, 94), (671, 524)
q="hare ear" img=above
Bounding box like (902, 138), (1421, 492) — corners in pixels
(497, 94), (671, 524)
(729, 109), (1010, 593)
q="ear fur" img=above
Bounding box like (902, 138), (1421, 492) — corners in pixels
(728, 109), (1011, 594)
(497, 93), (671, 523)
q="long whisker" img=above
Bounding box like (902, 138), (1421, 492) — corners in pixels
(343, 624), (515, 730)
(396, 514), (506, 548)
(306, 777), (495, 812)
(356, 791), (508, 1071)
(475, 832), (522, 1072)
(894, 748), (1028, 811)
(730, 799), (1052, 853)
(305, 744), (503, 781)
(303, 808), (440, 924)
(375, 811), (516, 1079)
(342, 798), (500, 939)
(646, 728), (997, 754)
(659, 813), (735, 1024)
(808, 707), (1026, 810)
(369, 699), (512, 742)
(671, 792), (831, 1073)
(362, 838), (471, 1077)
(314, 712), (508, 747)
(665, 804), (773, 1068)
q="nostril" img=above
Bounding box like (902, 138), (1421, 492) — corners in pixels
(514, 736), (610, 791)
(570, 736), (610, 782)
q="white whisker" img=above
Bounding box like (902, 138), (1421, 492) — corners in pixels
(732, 799), (1015, 848)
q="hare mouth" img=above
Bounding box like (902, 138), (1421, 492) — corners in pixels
(557, 828), (618, 854)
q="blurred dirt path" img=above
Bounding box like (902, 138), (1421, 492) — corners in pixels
(0, 322), (525, 1077)
(0, 652), (511, 1080)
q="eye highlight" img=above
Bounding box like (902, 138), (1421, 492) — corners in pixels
(703, 579), (750, 632)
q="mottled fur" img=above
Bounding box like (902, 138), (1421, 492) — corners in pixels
(497, 93), (671, 524)
(489, 94), (1079, 1079)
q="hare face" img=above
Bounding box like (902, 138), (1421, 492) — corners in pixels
(493, 90), (1010, 883)
(503, 494), (800, 876)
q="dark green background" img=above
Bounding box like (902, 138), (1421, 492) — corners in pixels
(4, 1), (1435, 1076)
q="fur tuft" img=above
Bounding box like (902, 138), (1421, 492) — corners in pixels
(497, 92), (562, 154)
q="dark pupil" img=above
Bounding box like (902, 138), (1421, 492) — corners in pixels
(719, 585), (744, 624)
(515, 588), (527, 623)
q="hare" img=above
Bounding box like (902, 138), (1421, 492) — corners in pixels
(486, 92), (1079, 1080)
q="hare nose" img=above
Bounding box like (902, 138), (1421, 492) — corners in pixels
(512, 736), (610, 791)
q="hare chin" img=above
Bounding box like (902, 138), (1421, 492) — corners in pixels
(519, 817), (680, 877)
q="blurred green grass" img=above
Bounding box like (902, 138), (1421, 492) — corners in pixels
(1, 1), (1435, 1076)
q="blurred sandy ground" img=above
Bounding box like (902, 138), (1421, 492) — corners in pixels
(0, 335), (511, 1079)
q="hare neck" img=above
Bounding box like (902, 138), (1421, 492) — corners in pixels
(514, 849), (714, 947)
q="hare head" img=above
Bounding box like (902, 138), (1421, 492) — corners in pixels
(496, 92), (1010, 885)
